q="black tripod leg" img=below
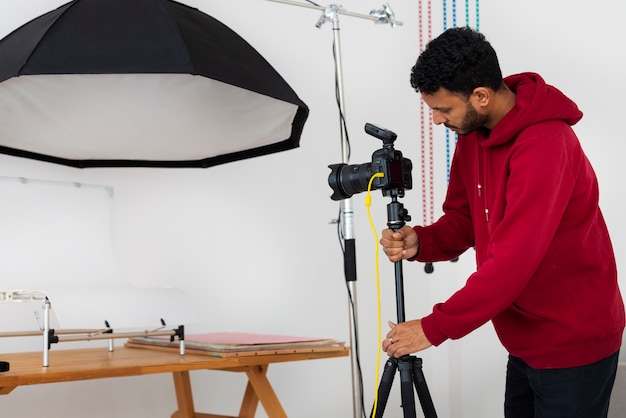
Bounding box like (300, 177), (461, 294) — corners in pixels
(411, 357), (438, 418)
(371, 358), (398, 418)
(398, 356), (417, 418)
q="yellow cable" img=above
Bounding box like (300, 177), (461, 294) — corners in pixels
(365, 172), (384, 417)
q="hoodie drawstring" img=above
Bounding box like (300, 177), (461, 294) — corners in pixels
(477, 141), (489, 222)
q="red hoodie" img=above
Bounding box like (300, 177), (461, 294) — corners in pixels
(417, 72), (624, 369)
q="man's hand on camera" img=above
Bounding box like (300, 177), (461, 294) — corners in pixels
(380, 225), (419, 262)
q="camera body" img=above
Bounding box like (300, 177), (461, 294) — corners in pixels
(328, 123), (412, 201)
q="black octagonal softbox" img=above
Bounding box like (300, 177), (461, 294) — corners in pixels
(0, 0), (309, 168)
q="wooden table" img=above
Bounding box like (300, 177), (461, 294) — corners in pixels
(0, 345), (349, 417)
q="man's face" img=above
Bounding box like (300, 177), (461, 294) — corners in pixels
(421, 88), (488, 135)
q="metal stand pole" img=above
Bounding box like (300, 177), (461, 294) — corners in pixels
(328, 10), (363, 418)
(43, 298), (51, 367)
(265, 3), (402, 416)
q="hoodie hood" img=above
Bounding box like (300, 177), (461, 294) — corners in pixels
(483, 72), (583, 147)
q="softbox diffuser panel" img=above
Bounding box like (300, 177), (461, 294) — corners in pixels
(0, 74), (299, 165)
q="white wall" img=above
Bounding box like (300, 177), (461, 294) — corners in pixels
(0, 1), (624, 417)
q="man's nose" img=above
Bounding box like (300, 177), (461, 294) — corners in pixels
(432, 110), (446, 125)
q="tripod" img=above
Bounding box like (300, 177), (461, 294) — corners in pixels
(371, 190), (437, 418)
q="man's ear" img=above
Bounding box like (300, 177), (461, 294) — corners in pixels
(472, 87), (491, 108)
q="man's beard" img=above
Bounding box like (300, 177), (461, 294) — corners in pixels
(446, 101), (489, 135)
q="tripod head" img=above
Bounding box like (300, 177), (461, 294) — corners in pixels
(386, 189), (410, 232)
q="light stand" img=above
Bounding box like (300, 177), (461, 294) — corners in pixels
(372, 189), (437, 418)
(266, 2), (402, 417)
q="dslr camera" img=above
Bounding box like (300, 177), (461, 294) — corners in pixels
(328, 123), (412, 200)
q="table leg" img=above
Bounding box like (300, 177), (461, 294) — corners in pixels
(172, 370), (196, 418)
(0, 385), (16, 395)
(244, 365), (287, 418)
(238, 367), (261, 417)
(171, 365), (288, 418)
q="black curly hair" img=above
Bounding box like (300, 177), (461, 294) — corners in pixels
(410, 27), (504, 98)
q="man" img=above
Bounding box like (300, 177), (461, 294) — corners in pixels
(379, 27), (624, 417)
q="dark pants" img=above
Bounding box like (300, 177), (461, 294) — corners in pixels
(504, 351), (619, 418)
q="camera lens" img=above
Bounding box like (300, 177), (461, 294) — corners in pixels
(328, 162), (375, 201)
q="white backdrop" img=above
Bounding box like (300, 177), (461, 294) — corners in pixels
(0, 1), (624, 417)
